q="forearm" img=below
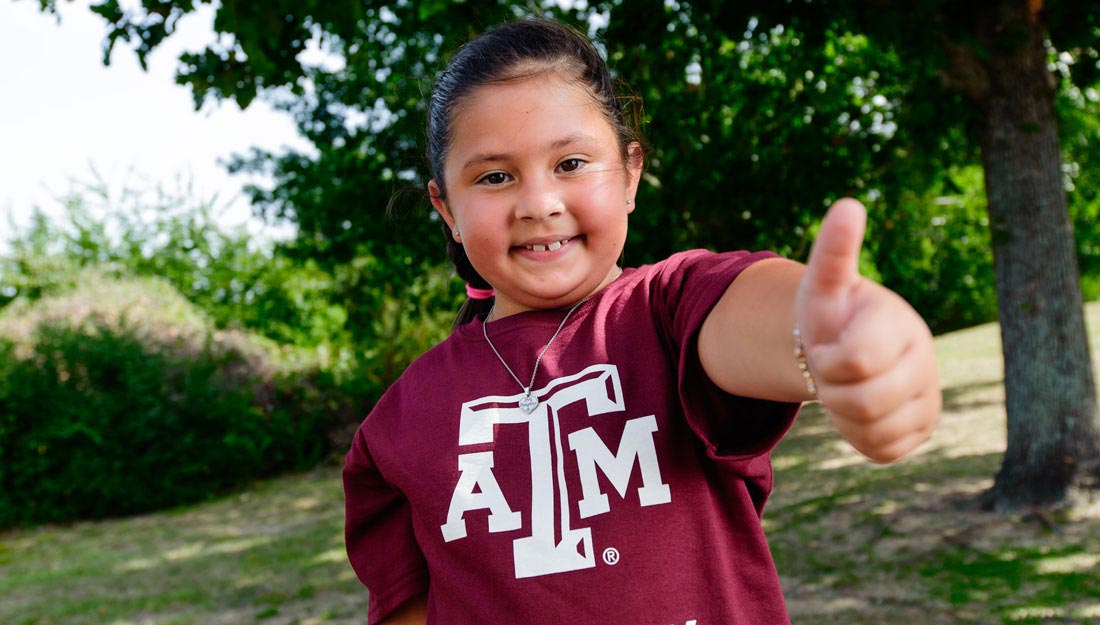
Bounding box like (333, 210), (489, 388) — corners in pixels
(698, 257), (810, 402)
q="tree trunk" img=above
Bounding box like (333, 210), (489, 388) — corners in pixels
(948, 1), (1100, 511)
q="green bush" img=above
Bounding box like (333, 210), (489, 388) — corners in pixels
(0, 183), (353, 352)
(0, 272), (345, 527)
(870, 165), (999, 335)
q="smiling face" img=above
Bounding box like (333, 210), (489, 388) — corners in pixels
(430, 74), (642, 319)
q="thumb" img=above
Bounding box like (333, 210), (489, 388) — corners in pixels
(797, 198), (867, 343)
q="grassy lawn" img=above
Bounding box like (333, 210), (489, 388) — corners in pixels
(4, 304), (1100, 624)
(0, 471), (364, 625)
(772, 302), (1100, 624)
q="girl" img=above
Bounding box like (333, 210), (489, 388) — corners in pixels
(344, 18), (940, 625)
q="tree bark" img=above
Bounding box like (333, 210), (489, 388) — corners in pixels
(949, 1), (1100, 511)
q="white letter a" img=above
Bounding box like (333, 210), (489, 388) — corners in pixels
(441, 451), (522, 542)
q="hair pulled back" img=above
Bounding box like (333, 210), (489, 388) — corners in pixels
(427, 18), (644, 329)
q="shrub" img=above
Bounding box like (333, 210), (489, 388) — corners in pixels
(0, 183), (353, 353)
(870, 165), (999, 335)
(0, 271), (343, 527)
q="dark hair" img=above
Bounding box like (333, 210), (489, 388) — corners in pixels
(427, 18), (645, 329)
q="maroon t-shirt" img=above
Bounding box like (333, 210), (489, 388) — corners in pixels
(344, 250), (800, 625)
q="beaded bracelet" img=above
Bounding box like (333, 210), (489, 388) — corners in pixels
(792, 325), (818, 399)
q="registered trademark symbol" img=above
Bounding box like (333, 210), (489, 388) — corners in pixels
(602, 547), (620, 566)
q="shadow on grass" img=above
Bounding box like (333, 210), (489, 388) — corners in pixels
(771, 408), (1100, 625)
(942, 379), (1004, 413)
(0, 467), (368, 625)
(919, 543), (1100, 625)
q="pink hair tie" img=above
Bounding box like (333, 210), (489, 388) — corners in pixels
(465, 284), (495, 300)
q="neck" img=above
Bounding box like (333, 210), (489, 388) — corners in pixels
(486, 266), (623, 322)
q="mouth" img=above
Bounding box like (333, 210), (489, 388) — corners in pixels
(522, 236), (574, 252)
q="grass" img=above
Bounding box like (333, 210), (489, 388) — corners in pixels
(0, 471), (364, 625)
(4, 304), (1100, 625)
(769, 301), (1100, 624)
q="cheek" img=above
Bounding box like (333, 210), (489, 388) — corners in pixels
(581, 210), (629, 255)
(458, 213), (508, 265)
(459, 204), (505, 240)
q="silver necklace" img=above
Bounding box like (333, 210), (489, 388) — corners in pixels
(482, 297), (589, 415)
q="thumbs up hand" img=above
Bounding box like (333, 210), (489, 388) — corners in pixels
(795, 199), (941, 462)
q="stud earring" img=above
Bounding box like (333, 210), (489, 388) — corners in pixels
(626, 199), (633, 205)
(453, 227), (460, 237)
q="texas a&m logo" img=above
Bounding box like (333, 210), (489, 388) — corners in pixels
(440, 364), (672, 579)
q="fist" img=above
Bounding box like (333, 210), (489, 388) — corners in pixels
(795, 199), (941, 463)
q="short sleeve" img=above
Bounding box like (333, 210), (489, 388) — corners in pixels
(343, 428), (429, 625)
(648, 250), (801, 465)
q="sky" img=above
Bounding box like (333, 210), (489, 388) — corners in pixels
(0, 0), (310, 243)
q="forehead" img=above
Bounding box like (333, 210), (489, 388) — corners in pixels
(447, 76), (616, 166)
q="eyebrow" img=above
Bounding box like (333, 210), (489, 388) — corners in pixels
(459, 132), (599, 172)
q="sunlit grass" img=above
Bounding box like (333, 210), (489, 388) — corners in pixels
(0, 468), (365, 625)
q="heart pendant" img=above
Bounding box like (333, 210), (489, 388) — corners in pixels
(519, 394), (538, 414)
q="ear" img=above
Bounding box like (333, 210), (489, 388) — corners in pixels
(429, 179), (460, 240)
(624, 142), (644, 212)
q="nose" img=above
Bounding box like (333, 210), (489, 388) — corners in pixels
(514, 178), (564, 222)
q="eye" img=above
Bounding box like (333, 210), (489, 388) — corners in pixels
(558, 158), (585, 173)
(478, 171), (511, 185)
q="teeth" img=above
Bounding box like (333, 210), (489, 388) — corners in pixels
(526, 238), (569, 252)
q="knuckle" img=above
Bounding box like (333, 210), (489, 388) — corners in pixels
(861, 424), (897, 451)
(864, 430), (911, 463)
(842, 392), (879, 422)
(835, 349), (876, 380)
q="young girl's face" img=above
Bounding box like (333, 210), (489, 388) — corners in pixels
(431, 74), (642, 319)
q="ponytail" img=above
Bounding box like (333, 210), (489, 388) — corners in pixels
(445, 222), (494, 330)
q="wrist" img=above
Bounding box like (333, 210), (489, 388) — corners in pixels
(792, 325), (819, 400)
